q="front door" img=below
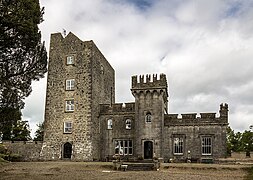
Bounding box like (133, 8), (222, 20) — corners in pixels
(144, 141), (153, 159)
(63, 142), (72, 159)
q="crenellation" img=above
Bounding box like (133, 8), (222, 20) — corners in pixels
(131, 73), (167, 90)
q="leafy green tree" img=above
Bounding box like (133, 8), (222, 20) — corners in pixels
(0, 108), (22, 140)
(227, 126), (253, 156)
(0, 0), (47, 132)
(11, 119), (31, 141)
(241, 130), (253, 156)
(34, 122), (44, 141)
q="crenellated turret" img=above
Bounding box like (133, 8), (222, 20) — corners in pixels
(132, 73), (167, 89)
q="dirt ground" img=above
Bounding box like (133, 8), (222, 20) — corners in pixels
(0, 162), (251, 180)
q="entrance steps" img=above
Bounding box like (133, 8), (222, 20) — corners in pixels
(121, 162), (155, 171)
(113, 160), (160, 171)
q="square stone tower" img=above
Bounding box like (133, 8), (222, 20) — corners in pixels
(131, 74), (168, 159)
(40, 32), (115, 161)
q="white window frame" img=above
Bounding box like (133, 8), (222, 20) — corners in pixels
(173, 137), (184, 155)
(125, 119), (131, 129)
(114, 140), (133, 155)
(107, 119), (112, 129)
(66, 79), (75, 90)
(202, 137), (212, 155)
(145, 112), (152, 123)
(65, 100), (74, 112)
(64, 121), (72, 133)
(66, 55), (74, 65)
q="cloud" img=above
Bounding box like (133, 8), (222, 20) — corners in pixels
(23, 0), (253, 137)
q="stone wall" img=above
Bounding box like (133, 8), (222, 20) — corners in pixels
(3, 141), (42, 161)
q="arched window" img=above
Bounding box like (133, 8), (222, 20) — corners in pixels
(107, 119), (112, 129)
(145, 112), (152, 123)
(125, 119), (131, 129)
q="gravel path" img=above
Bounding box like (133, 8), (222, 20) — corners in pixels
(0, 162), (250, 180)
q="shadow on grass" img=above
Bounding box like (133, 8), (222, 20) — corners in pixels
(243, 166), (253, 180)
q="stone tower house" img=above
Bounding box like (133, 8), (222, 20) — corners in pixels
(41, 32), (228, 162)
(40, 32), (115, 161)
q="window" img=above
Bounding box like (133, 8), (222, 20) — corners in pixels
(65, 100), (74, 112)
(66, 55), (74, 65)
(66, 79), (75, 90)
(107, 119), (112, 129)
(202, 137), (212, 155)
(145, 112), (152, 123)
(173, 137), (183, 155)
(64, 121), (72, 133)
(125, 119), (131, 129)
(115, 140), (133, 155)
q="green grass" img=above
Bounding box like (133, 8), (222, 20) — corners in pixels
(244, 166), (253, 180)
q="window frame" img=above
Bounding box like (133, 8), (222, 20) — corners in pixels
(201, 136), (212, 155)
(66, 55), (74, 65)
(65, 99), (74, 112)
(173, 137), (184, 155)
(64, 121), (72, 133)
(66, 79), (75, 90)
(107, 119), (112, 130)
(114, 140), (133, 155)
(125, 119), (131, 130)
(145, 112), (152, 123)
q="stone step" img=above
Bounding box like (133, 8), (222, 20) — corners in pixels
(122, 162), (155, 171)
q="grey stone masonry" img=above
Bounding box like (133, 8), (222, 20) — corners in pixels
(40, 32), (115, 161)
(41, 32), (228, 162)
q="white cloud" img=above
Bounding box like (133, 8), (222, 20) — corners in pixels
(23, 0), (253, 137)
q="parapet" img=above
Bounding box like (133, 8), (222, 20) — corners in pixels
(164, 104), (229, 126)
(132, 74), (167, 90)
(100, 102), (135, 114)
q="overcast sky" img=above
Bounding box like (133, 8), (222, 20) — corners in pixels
(22, 0), (253, 136)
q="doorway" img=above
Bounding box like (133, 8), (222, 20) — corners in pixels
(63, 142), (72, 159)
(144, 141), (153, 159)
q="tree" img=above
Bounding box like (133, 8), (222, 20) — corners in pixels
(0, 0), (47, 132)
(227, 126), (253, 156)
(0, 108), (22, 140)
(11, 119), (31, 141)
(34, 122), (44, 141)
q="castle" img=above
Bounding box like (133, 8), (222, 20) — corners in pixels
(40, 32), (228, 162)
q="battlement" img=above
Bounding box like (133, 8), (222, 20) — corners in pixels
(132, 74), (167, 90)
(164, 104), (229, 126)
(100, 102), (135, 114)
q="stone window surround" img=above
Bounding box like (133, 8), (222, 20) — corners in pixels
(66, 55), (75, 65)
(201, 136), (212, 155)
(125, 119), (131, 129)
(145, 111), (152, 123)
(64, 121), (72, 133)
(173, 137), (184, 155)
(65, 99), (74, 112)
(107, 119), (112, 129)
(66, 79), (75, 90)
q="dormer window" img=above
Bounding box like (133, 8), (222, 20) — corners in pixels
(145, 112), (152, 123)
(126, 119), (131, 129)
(66, 55), (74, 65)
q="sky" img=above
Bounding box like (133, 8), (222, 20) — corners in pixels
(22, 0), (253, 137)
